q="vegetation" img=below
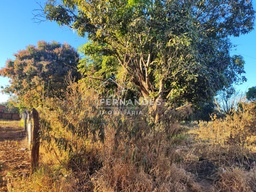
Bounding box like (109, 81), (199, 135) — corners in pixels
(0, 101), (19, 113)
(43, 0), (253, 119)
(0, 0), (256, 191)
(3, 82), (256, 191)
(246, 86), (256, 101)
(0, 41), (80, 108)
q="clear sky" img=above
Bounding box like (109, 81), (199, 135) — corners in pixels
(231, 30), (256, 93)
(0, 0), (256, 103)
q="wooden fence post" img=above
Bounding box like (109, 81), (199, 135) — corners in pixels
(31, 108), (40, 174)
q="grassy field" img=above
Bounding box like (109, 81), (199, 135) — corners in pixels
(1, 102), (256, 191)
(0, 120), (22, 129)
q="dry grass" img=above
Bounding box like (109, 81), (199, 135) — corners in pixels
(24, 81), (200, 192)
(11, 166), (77, 192)
(185, 101), (256, 191)
(0, 120), (22, 129)
(215, 168), (251, 192)
(7, 81), (256, 191)
(90, 114), (202, 192)
(190, 102), (256, 148)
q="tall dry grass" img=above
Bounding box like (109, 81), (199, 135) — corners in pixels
(188, 101), (256, 191)
(10, 80), (203, 191)
(191, 101), (256, 148)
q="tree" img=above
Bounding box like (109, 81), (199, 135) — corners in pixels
(42, 0), (254, 117)
(246, 86), (256, 101)
(0, 101), (19, 113)
(192, 101), (215, 122)
(0, 41), (80, 108)
(215, 87), (243, 115)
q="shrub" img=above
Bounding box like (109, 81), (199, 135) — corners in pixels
(192, 102), (256, 148)
(215, 168), (251, 192)
(13, 80), (199, 191)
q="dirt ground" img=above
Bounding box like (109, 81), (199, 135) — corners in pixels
(0, 121), (30, 192)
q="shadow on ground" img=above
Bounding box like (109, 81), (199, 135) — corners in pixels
(0, 126), (26, 141)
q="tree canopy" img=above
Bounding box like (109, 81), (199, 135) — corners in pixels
(246, 86), (256, 101)
(0, 41), (80, 108)
(42, 0), (254, 108)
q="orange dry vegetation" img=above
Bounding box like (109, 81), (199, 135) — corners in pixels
(4, 81), (256, 191)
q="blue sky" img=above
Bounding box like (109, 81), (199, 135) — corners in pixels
(0, 0), (85, 103)
(0, 0), (256, 103)
(231, 31), (256, 93)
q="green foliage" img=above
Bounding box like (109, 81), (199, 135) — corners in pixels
(39, 81), (104, 159)
(246, 86), (256, 101)
(43, 0), (254, 108)
(0, 41), (80, 108)
(192, 101), (215, 122)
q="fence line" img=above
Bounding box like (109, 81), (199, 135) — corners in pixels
(0, 112), (20, 120)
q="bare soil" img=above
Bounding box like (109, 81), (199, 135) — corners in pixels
(0, 122), (30, 192)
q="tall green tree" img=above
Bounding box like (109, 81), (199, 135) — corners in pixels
(0, 41), (80, 108)
(246, 86), (256, 101)
(43, 0), (254, 109)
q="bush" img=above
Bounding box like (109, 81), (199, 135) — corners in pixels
(215, 168), (251, 192)
(192, 102), (256, 147)
(34, 80), (200, 191)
